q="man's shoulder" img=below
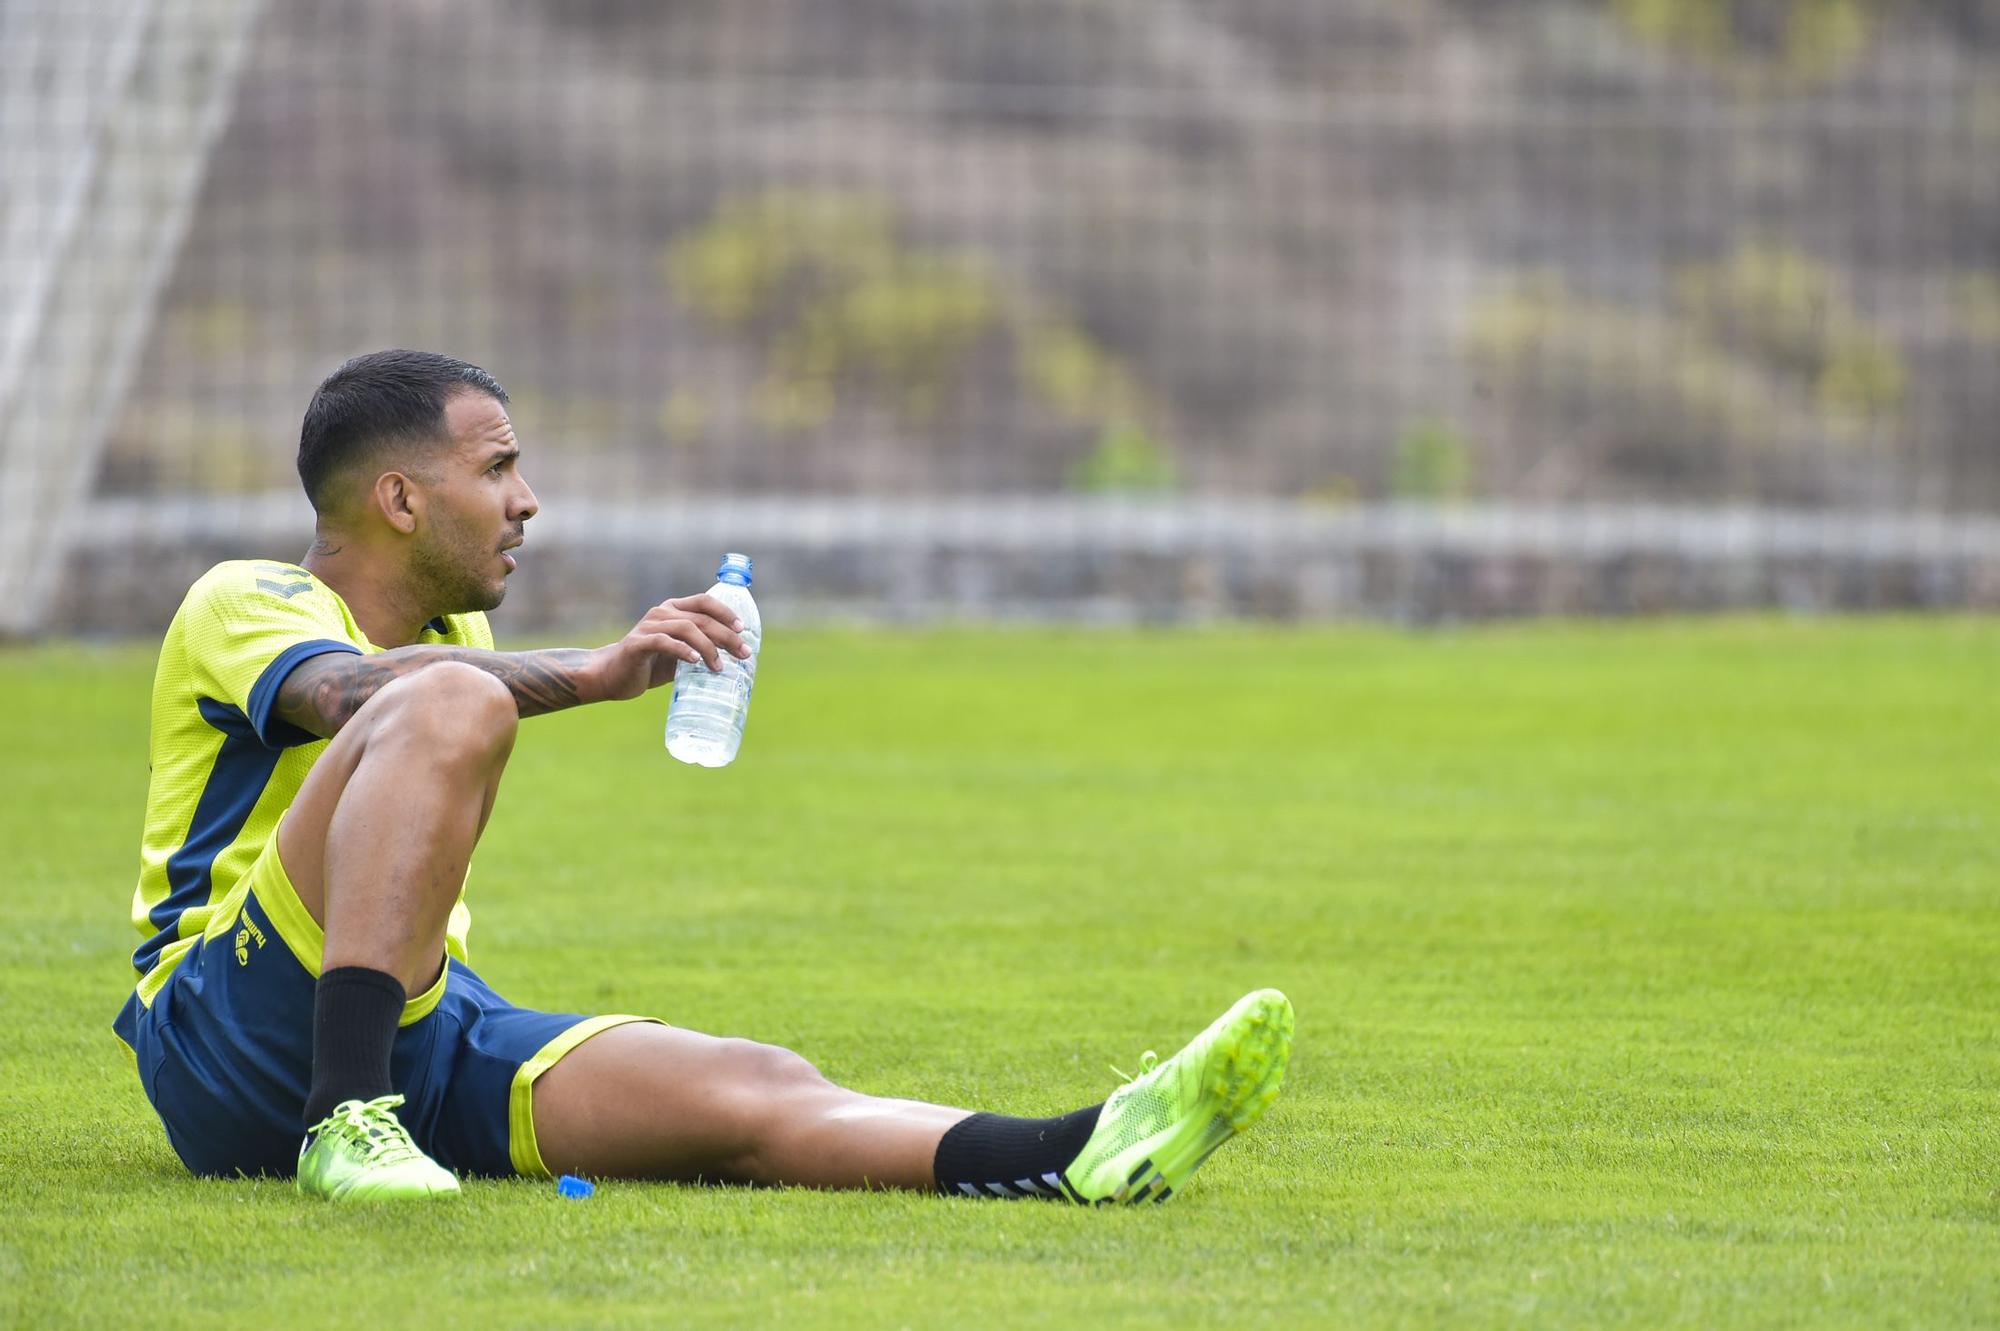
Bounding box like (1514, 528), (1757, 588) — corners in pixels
(184, 558), (312, 600)
(177, 559), (353, 641)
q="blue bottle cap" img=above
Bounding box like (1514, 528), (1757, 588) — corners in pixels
(557, 1174), (595, 1199)
(717, 552), (753, 587)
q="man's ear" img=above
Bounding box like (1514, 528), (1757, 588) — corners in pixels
(372, 471), (423, 536)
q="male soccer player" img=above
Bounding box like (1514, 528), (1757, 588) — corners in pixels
(113, 349), (1293, 1202)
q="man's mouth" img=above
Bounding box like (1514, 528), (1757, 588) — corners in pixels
(500, 537), (523, 572)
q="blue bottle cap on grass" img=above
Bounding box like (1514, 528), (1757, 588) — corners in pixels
(558, 1174), (595, 1199)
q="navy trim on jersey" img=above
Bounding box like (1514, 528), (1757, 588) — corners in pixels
(246, 639), (362, 748)
(134, 698), (288, 975)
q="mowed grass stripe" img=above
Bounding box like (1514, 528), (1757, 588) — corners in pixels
(0, 618), (1993, 1329)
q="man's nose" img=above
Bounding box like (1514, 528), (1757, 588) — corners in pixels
(513, 478), (539, 520)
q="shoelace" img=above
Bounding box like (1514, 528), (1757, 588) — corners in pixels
(1109, 1050), (1160, 1084)
(306, 1094), (423, 1163)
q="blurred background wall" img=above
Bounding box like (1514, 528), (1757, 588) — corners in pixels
(5, 0), (1998, 632)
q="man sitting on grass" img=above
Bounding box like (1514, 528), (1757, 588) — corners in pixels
(114, 348), (1293, 1203)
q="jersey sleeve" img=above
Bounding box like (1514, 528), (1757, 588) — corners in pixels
(182, 563), (362, 748)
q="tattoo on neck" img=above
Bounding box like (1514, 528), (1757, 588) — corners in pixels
(310, 537), (343, 556)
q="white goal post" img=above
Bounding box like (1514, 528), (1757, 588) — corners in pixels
(0, 0), (264, 636)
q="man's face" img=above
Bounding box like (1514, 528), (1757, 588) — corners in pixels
(409, 390), (538, 614)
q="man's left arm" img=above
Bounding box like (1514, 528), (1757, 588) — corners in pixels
(271, 644), (596, 738)
(270, 592), (746, 740)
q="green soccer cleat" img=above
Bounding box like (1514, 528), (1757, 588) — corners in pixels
(1061, 988), (1294, 1205)
(296, 1094), (460, 1202)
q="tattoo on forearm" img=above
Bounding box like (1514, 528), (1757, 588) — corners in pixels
(274, 646), (594, 737)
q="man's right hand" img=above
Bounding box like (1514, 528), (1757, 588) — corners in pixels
(587, 593), (751, 703)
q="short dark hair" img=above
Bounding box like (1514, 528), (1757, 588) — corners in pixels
(297, 349), (509, 514)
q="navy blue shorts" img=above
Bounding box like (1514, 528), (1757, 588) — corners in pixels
(113, 836), (652, 1178)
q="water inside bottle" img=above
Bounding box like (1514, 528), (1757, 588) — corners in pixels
(665, 658), (751, 766)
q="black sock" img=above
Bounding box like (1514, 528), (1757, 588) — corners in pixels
(302, 966), (407, 1130)
(934, 1105), (1102, 1200)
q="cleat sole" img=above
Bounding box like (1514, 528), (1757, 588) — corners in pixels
(1137, 990), (1293, 1195)
(1061, 989), (1294, 1205)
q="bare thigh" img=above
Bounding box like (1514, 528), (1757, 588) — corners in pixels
(529, 1023), (799, 1181)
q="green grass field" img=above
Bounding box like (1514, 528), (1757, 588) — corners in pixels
(2, 619), (1995, 1328)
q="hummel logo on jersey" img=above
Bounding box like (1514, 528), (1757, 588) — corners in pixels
(256, 578), (313, 599)
(235, 910), (267, 965)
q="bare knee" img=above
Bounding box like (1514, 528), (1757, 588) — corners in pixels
(723, 1038), (828, 1096)
(715, 1038), (832, 1179)
(365, 661), (516, 765)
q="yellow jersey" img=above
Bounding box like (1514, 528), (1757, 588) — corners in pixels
(124, 559), (490, 1008)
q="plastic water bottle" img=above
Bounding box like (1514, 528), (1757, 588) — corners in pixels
(665, 552), (760, 767)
